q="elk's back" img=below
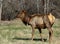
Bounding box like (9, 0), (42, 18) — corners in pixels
(29, 14), (55, 28)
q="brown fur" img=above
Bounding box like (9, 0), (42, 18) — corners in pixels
(16, 10), (55, 44)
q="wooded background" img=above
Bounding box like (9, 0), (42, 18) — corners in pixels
(1, 0), (60, 20)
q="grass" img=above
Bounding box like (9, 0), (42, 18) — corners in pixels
(0, 19), (60, 44)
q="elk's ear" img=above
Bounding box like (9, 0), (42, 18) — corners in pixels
(22, 10), (26, 13)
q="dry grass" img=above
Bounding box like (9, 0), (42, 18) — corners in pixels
(0, 18), (60, 44)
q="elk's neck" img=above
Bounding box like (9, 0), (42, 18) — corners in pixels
(22, 16), (30, 25)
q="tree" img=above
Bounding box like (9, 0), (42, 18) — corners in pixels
(0, 0), (3, 20)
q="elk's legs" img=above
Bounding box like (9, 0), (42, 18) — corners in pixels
(31, 25), (35, 40)
(38, 29), (43, 41)
(48, 28), (53, 44)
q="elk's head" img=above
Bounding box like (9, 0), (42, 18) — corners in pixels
(16, 10), (27, 20)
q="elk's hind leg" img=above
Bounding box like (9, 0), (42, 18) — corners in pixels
(38, 28), (43, 41)
(43, 15), (53, 44)
(47, 27), (53, 44)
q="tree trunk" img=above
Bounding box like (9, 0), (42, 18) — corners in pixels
(0, 0), (3, 21)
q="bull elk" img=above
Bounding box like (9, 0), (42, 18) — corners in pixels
(16, 10), (55, 44)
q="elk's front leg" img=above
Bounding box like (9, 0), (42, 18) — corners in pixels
(31, 25), (35, 41)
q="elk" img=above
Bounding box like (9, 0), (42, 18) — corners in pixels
(16, 10), (55, 44)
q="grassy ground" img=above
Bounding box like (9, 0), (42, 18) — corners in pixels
(0, 18), (60, 44)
